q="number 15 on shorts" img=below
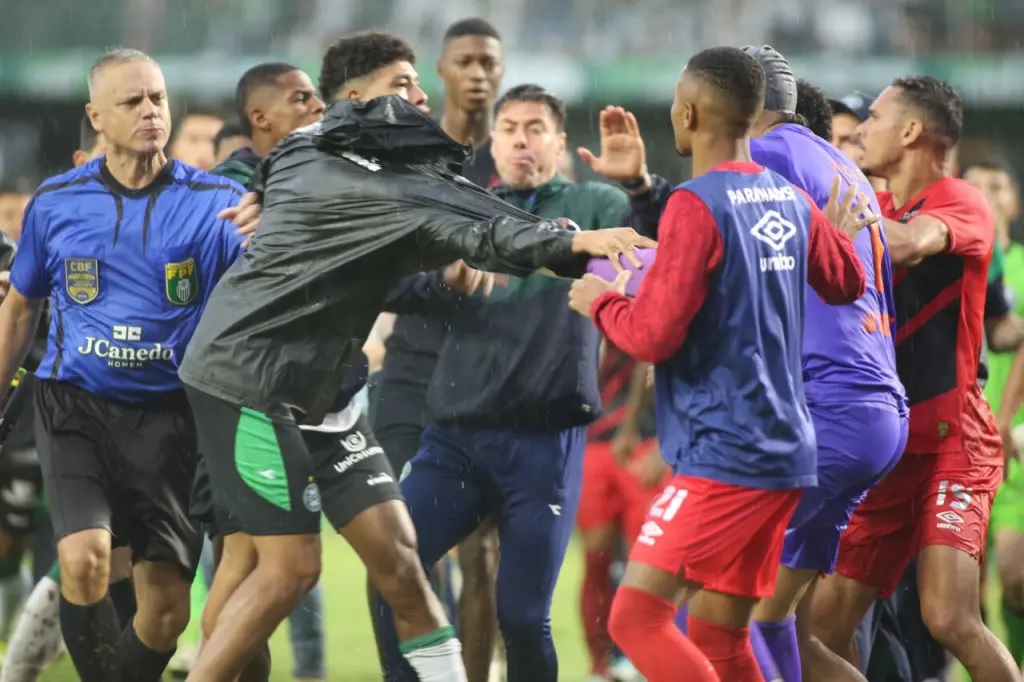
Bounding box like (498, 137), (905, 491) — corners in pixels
(638, 485), (688, 546)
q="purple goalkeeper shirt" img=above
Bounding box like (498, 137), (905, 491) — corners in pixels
(751, 123), (906, 411)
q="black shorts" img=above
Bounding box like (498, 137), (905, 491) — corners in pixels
(0, 446), (43, 533)
(35, 380), (202, 577)
(186, 386), (322, 536)
(305, 416), (403, 529)
(190, 391), (402, 537)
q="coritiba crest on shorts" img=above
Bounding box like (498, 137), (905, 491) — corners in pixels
(65, 257), (99, 304)
(165, 257), (198, 305)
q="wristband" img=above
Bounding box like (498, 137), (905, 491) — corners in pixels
(621, 168), (649, 191)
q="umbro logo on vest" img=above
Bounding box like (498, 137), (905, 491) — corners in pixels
(752, 210), (798, 273)
(751, 210), (797, 251)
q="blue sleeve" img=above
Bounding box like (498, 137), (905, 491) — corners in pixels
(204, 189), (245, 276)
(9, 197), (51, 298)
(217, 219), (244, 272)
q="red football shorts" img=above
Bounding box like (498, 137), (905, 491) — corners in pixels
(836, 449), (1002, 599)
(627, 474), (802, 599)
(577, 440), (670, 544)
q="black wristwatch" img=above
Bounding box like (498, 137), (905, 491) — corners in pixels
(620, 168), (649, 192)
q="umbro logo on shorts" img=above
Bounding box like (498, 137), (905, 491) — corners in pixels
(637, 520), (663, 547)
(936, 510), (964, 532)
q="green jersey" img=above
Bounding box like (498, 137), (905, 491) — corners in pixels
(984, 242), (1024, 422)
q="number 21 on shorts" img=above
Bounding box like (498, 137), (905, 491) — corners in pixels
(650, 485), (688, 522)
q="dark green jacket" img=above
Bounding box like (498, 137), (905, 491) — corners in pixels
(211, 147), (262, 189)
(391, 173), (630, 429)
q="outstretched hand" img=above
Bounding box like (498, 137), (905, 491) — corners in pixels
(824, 177), (878, 239)
(218, 192), (263, 247)
(571, 228), (657, 269)
(568, 270), (630, 318)
(577, 106), (647, 184)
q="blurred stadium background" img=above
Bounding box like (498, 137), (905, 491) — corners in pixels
(0, 0), (1021, 679)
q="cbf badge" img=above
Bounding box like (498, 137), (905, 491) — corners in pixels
(165, 257), (199, 305)
(64, 258), (99, 304)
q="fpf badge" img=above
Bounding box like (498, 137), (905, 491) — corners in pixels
(165, 257), (199, 305)
(64, 258), (99, 304)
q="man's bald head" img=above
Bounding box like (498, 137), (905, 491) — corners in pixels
(85, 48), (170, 156)
(671, 47), (765, 156)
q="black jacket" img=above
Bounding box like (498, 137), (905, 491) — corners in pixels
(179, 96), (588, 424)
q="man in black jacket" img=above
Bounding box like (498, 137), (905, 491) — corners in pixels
(366, 18), (505, 681)
(178, 36), (654, 682)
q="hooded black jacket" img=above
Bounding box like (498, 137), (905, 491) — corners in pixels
(179, 96), (589, 424)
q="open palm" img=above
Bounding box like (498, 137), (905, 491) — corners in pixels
(577, 106), (647, 182)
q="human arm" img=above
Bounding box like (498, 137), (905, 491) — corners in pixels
(580, 190), (722, 363)
(0, 285), (46, 396)
(575, 106), (670, 238)
(885, 216), (950, 267)
(804, 185), (867, 304)
(996, 348), (1024, 468)
(985, 276), (1024, 353)
(217, 191), (262, 248)
(382, 260), (504, 317)
(885, 183), (991, 267)
(363, 313), (395, 375)
(609, 361), (655, 465)
(415, 208), (655, 279)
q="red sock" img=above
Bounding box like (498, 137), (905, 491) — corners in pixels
(608, 587), (718, 682)
(688, 614), (765, 682)
(580, 549), (615, 675)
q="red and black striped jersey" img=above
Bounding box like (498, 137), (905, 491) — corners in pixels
(881, 178), (1000, 456)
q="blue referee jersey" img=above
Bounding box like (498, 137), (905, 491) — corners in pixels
(11, 158), (244, 402)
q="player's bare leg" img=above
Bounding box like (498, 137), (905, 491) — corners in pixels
(787, 577), (867, 681)
(188, 532), (321, 682)
(343, 499), (466, 680)
(205, 535), (270, 682)
(458, 522), (499, 682)
(608, 562), (717, 681)
(126, 560), (192, 679)
(916, 545), (1018, 681)
(579, 523), (619, 680)
(810, 572), (878, 669)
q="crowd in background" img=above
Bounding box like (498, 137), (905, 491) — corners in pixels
(2, 0), (1024, 59)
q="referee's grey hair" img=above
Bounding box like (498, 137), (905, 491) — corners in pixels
(88, 48), (157, 98)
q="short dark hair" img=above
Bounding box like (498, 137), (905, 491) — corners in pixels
(443, 18), (501, 43)
(319, 31), (416, 102)
(685, 47), (766, 127)
(960, 157), (1019, 186)
(214, 121), (245, 157)
(494, 84), (566, 130)
(795, 79), (833, 141)
(78, 112), (99, 152)
(891, 75), (963, 149)
(235, 62), (300, 137)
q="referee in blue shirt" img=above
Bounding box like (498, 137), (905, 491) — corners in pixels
(0, 49), (246, 682)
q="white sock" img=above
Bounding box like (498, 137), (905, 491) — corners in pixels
(0, 567), (31, 639)
(400, 627), (468, 682)
(0, 576), (65, 682)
